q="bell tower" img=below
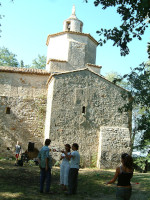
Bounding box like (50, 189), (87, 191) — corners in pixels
(46, 6), (101, 74)
(63, 5), (83, 32)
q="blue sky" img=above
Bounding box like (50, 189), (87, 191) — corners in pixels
(1, 0), (150, 76)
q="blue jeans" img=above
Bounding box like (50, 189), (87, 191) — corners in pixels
(40, 168), (51, 192)
(116, 187), (132, 200)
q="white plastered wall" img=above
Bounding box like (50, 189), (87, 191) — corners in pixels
(46, 33), (97, 72)
(97, 128), (102, 168)
(44, 78), (55, 140)
(46, 34), (69, 70)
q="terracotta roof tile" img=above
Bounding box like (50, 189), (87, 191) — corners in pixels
(0, 66), (50, 75)
(47, 59), (67, 64)
(46, 31), (99, 46)
(47, 68), (129, 92)
(86, 63), (102, 69)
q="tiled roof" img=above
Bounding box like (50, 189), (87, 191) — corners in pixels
(47, 59), (67, 64)
(86, 63), (102, 69)
(47, 68), (129, 92)
(0, 66), (50, 75)
(46, 31), (99, 46)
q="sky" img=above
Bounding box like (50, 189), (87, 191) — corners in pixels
(0, 0), (150, 76)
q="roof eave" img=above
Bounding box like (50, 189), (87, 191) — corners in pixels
(46, 31), (98, 46)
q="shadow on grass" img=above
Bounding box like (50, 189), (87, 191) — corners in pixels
(0, 160), (150, 200)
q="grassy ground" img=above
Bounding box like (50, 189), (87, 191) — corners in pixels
(0, 159), (150, 200)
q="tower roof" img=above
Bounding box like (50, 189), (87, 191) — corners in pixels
(46, 31), (98, 46)
(68, 5), (78, 20)
(46, 68), (129, 92)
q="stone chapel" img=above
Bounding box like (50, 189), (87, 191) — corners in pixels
(0, 6), (131, 168)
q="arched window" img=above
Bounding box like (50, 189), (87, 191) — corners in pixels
(80, 25), (83, 32)
(67, 21), (71, 31)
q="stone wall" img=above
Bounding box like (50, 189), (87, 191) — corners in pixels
(85, 38), (97, 65)
(68, 40), (86, 69)
(67, 33), (97, 67)
(97, 127), (131, 169)
(0, 71), (49, 157)
(48, 61), (73, 73)
(0, 68), (131, 168)
(45, 69), (131, 168)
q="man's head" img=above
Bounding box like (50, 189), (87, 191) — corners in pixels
(72, 143), (79, 151)
(45, 139), (51, 146)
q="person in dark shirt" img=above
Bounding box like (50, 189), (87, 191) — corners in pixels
(106, 153), (133, 200)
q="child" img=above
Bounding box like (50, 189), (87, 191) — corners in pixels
(15, 141), (21, 165)
(60, 144), (71, 191)
(63, 143), (80, 195)
(38, 139), (52, 193)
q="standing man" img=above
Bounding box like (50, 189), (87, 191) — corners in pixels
(15, 141), (21, 165)
(38, 139), (52, 193)
(63, 143), (80, 195)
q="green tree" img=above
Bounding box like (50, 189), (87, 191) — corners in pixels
(85, 0), (150, 56)
(19, 60), (30, 68)
(85, 1), (150, 154)
(0, 47), (19, 67)
(105, 71), (138, 152)
(0, 1), (14, 37)
(105, 71), (129, 89)
(20, 60), (24, 68)
(133, 152), (150, 173)
(105, 71), (120, 82)
(31, 55), (46, 69)
(113, 63), (150, 154)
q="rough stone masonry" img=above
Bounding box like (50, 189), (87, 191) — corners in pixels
(0, 6), (132, 168)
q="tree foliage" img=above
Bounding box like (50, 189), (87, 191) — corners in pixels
(31, 55), (46, 69)
(20, 60), (24, 68)
(133, 153), (150, 172)
(0, 1), (14, 37)
(85, 0), (150, 154)
(0, 47), (46, 69)
(105, 71), (129, 89)
(0, 47), (19, 67)
(115, 43), (150, 152)
(113, 64), (150, 153)
(85, 0), (150, 56)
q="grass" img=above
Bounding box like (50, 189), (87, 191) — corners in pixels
(0, 159), (150, 200)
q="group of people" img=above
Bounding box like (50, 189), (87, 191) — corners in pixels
(15, 139), (134, 199)
(38, 139), (134, 199)
(38, 139), (80, 195)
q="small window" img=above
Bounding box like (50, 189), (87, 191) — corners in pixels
(67, 22), (71, 31)
(6, 107), (11, 114)
(82, 106), (86, 114)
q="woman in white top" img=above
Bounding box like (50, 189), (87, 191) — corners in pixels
(60, 144), (71, 191)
